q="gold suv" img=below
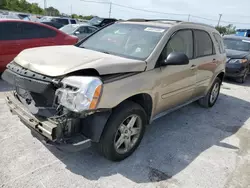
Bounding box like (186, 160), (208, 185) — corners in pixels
(2, 20), (226, 161)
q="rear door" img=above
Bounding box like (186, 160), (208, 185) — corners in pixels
(191, 30), (218, 98)
(0, 22), (23, 71)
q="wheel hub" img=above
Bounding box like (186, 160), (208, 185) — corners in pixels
(114, 115), (142, 154)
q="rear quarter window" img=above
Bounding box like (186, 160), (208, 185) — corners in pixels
(213, 33), (225, 54)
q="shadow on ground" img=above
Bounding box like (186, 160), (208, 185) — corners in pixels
(224, 75), (250, 87)
(42, 91), (249, 184)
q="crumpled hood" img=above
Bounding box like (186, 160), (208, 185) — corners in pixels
(226, 49), (250, 59)
(14, 45), (146, 77)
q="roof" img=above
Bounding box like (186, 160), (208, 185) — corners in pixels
(63, 23), (93, 27)
(223, 35), (250, 40)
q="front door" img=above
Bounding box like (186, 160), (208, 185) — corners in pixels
(155, 29), (196, 116)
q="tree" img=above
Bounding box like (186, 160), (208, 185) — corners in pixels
(71, 14), (78, 19)
(45, 6), (60, 16)
(216, 24), (236, 35)
(0, 0), (44, 14)
(82, 15), (94, 20)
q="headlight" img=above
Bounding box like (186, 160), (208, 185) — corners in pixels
(228, 59), (248, 64)
(55, 76), (102, 112)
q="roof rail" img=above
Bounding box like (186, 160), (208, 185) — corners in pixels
(127, 18), (182, 23)
(180, 22), (215, 28)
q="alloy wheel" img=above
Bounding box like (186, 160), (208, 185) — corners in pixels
(114, 115), (142, 154)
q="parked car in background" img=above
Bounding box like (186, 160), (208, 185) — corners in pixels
(51, 17), (78, 26)
(42, 21), (64, 29)
(0, 12), (20, 19)
(223, 35), (250, 83)
(60, 24), (98, 40)
(0, 19), (78, 72)
(2, 20), (225, 161)
(88, 16), (117, 28)
(235, 29), (250, 38)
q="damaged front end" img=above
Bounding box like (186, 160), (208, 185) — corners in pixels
(2, 62), (111, 151)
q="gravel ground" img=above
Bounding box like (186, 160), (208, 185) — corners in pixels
(0, 78), (249, 188)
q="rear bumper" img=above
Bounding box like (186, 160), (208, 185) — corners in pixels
(5, 93), (91, 152)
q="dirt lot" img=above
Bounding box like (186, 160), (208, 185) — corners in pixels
(0, 78), (249, 188)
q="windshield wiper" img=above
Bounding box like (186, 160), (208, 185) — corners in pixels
(99, 51), (110, 54)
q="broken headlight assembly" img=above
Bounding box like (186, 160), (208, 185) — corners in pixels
(55, 76), (102, 113)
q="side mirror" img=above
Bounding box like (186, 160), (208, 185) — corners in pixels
(74, 31), (80, 35)
(162, 52), (189, 66)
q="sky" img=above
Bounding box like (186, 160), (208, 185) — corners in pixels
(27, 0), (250, 28)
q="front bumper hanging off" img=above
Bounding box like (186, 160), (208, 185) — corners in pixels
(6, 93), (91, 152)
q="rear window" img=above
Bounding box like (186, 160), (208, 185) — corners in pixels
(213, 33), (225, 54)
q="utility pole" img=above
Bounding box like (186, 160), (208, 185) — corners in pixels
(188, 14), (190, 22)
(217, 14), (222, 26)
(81, 0), (112, 18)
(44, 0), (47, 15)
(109, 2), (112, 18)
(70, 4), (73, 16)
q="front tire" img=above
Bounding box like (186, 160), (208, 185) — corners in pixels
(199, 77), (221, 108)
(238, 67), (249, 83)
(98, 101), (147, 161)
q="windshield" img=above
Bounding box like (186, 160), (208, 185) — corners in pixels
(60, 24), (78, 34)
(79, 23), (166, 60)
(224, 38), (250, 52)
(88, 17), (104, 25)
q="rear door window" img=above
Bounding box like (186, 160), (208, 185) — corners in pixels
(194, 30), (214, 57)
(18, 23), (57, 39)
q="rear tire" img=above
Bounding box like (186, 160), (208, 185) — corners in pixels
(98, 101), (147, 161)
(199, 77), (221, 108)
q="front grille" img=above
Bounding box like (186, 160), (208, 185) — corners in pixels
(2, 62), (59, 117)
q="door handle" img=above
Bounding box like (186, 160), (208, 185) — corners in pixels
(212, 59), (217, 63)
(190, 64), (196, 70)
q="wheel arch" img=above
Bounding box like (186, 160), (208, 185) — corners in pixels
(124, 93), (153, 124)
(217, 72), (225, 83)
